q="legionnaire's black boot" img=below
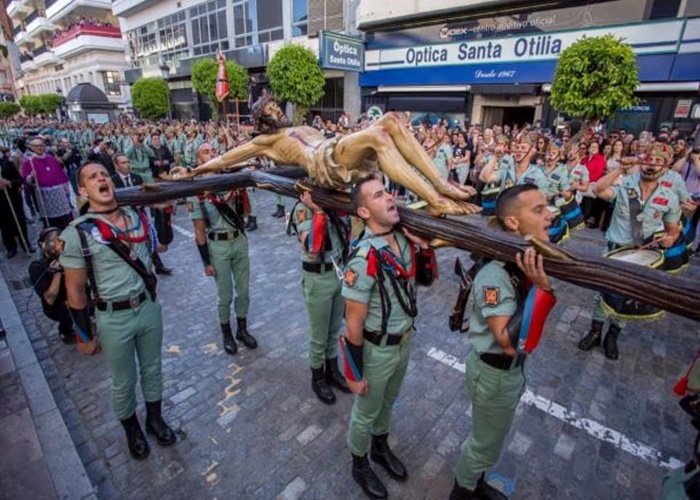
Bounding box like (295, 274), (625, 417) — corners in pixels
(246, 215), (258, 231)
(449, 479), (477, 500)
(474, 473), (508, 500)
(220, 322), (238, 355)
(120, 413), (150, 460)
(370, 433), (407, 481)
(145, 400), (177, 446)
(152, 253), (173, 275)
(603, 324), (620, 360)
(325, 357), (351, 393)
(578, 320), (604, 351)
(352, 453), (387, 499)
(311, 367), (336, 404)
(271, 204), (285, 218)
(236, 317), (258, 349)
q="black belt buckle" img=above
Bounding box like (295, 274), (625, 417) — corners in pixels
(480, 352), (526, 371)
(303, 262), (334, 273)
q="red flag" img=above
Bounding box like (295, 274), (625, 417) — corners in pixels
(215, 52), (229, 102)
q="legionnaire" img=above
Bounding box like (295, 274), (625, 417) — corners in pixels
(290, 192), (350, 404)
(450, 184), (557, 500)
(125, 133), (155, 183)
(60, 162), (176, 461)
(542, 142), (571, 199)
(479, 141), (548, 193)
(578, 143), (681, 360)
(189, 143), (257, 355)
(340, 175), (437, 499)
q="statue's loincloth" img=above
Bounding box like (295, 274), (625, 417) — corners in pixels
(306, 137), (378, 189)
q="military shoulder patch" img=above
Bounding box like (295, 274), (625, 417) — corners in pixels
(55, 238), (65, 254)
(344, 267), (358, 287)
(483, 286), (500, 307)
(297, 209), (307, 223)
(186, 201), (194, 213)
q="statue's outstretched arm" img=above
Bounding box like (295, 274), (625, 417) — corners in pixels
(170, 139), (273, 179)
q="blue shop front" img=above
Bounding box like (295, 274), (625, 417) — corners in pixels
(359, 15), (700, 134)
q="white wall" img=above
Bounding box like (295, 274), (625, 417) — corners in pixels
(358, 0), (504, 27)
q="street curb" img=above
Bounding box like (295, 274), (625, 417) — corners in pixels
(0, 272), (96, 500)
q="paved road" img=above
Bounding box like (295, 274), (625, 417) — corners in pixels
(2, 189), (697, 500)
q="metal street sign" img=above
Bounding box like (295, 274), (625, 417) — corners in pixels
(319, 30), (364, 73)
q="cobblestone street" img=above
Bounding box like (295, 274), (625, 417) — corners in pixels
(1, 189), (698, 500)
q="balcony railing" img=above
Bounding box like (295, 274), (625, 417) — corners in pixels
(25, 9), (39, 24)
(45, 0), (57, 7)
(33, 44), (49, 56)
(12, 25), (21, 36)
(53, 24), (121, 47)
(19, 52), (33, 62)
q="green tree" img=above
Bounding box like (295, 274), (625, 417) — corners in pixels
(267, 44), (325, 125)
(550, 35), (639, 123)
(0, 102), (20, 118)
(191, 58), (249, 119)
(132, 78), (170, 120)
(37, 94), (62, 115)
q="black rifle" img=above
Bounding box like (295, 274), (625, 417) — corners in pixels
(448, 257), (481, 333)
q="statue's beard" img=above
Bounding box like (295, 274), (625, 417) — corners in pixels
(259, 113), (290, 133)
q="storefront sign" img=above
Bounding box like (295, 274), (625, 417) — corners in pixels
(674, 99), (693, 118)
(319, 31), (364, 72)
(365, 20), (682, 72)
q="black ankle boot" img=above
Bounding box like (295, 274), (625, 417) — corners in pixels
(371, 433), (407, 481)
(352, 453), (387, 499)
(271, 204), (285, 218)
(449, 479), (476, 500)
(120, 414), (150, 460)
(325, 357), (350, 393)
(475, 473), (507, 499)
(578, 320), (604, 351)
(145, 400), (177, 446)
(603, 324), (620, 360)
(221, 322), (238, 355)
(235, 317), (258, 349)
(152, 252), (173, 275)
(246, 215), (258, 231)
(311, 367), (335, 404)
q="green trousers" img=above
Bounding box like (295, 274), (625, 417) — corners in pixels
(348, 334), (411, 456)
(592, 293), (627, 330)
(455, 350), (526, 489)
(210, 235), (250, 323)
(301, 269), (343, 369)
(96, 297), (163, 420)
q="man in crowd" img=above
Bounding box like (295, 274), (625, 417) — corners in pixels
(0, 147), (33, 257)
(126, 133), (155, 183)
(88, 138), (115, 176)
(188, 143), (258, 355)
(341, 174), (436, 499)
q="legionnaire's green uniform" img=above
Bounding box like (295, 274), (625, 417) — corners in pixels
(580, 171), (681, 359)
(126, 144), (155, 183)
(182, 138), (201, 169)
(189, 190), (257, 352)
(493, 161), (548, 193)
(454, 261), (525, 491)
(292, 203), (350, 403)
(60, 208), (163, 420)
(567, 162), (589, 188)
(59, 205), (176, 460)
(542, 162), (571, 198)
(342, 229), (417, 458)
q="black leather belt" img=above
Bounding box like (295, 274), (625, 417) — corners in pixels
(480, 352), (526, 371)
(96, 292), (147, 312)
(363, 329), (407, 346)
(302, 262), (335, 273)
(208, 230), (241, 241)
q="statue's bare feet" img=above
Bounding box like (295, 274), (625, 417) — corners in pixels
(163, 166), (195, 181)
(427, 196), (482, 216)
(435, 179), (472, 201)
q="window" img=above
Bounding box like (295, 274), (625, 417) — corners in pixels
(103, 71), (122, 96)
(232, 0), (283, 48)
(127, 11), (188, 68)
(293, 0), (308, 37)
(190, 0), (229, 57)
